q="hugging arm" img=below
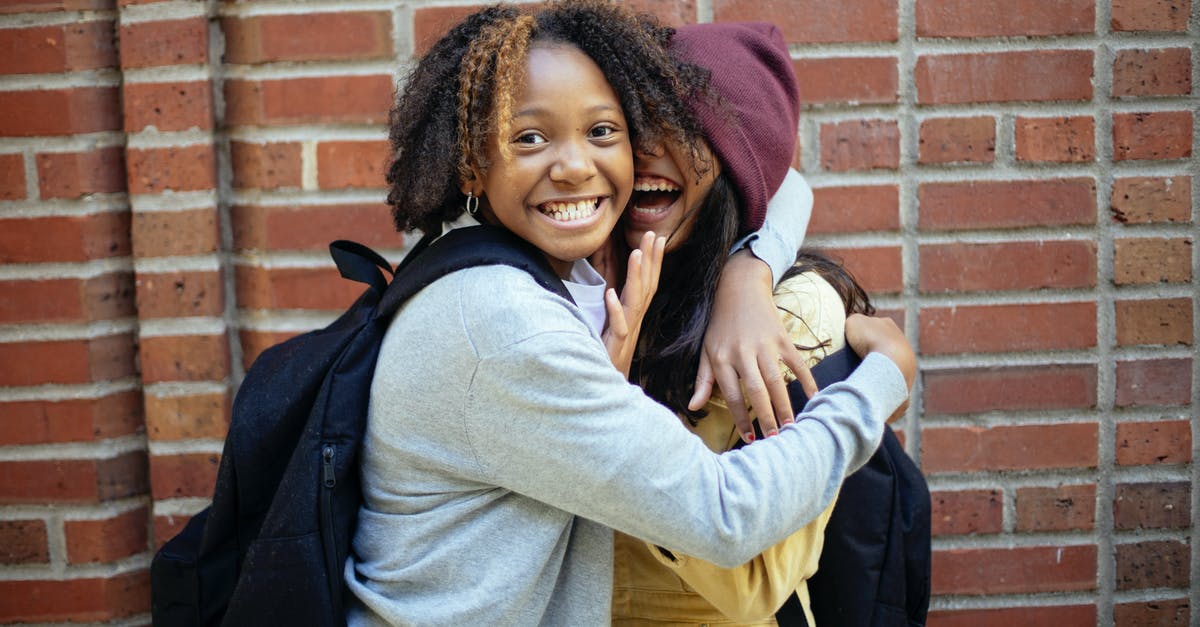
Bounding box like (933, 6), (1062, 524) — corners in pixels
(693, 169), (816, 442)
(459, 280), (909, 568)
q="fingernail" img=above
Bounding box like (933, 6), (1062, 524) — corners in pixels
(766, 428), (779, 438)
(743, 432), (755, 444)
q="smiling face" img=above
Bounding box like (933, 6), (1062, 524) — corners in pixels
(467, 42), (633, 277)
(623, 139), (720, 253)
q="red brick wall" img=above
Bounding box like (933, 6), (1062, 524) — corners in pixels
(0, 0), (1194, 624)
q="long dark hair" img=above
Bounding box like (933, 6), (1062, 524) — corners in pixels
(631, 172), (740, 423)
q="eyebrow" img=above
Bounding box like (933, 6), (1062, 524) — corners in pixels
(512, 103), (621, 119)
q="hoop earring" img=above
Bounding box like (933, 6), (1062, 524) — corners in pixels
(465, 192), (479, 216)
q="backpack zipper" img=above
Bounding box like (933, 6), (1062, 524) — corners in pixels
(320, 444), (341, 612)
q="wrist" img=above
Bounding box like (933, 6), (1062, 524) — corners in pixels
(724, 249), (773, 287)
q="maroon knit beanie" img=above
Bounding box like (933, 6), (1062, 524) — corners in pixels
(670, 22), (800, 233)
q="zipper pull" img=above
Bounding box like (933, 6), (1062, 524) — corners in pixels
(322, 445), (336, 488)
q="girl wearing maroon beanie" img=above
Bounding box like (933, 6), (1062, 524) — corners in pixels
(611, 22), (876, 626)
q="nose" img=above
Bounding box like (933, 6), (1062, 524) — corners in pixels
(550, 139), (597, 185)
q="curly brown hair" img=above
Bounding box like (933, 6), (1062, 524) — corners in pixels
(385, 0), (710, 235)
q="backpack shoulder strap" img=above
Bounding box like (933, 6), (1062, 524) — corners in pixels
(378, 224), (574, 316)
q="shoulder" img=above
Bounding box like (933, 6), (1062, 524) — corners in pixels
(443, 265), (593, 354)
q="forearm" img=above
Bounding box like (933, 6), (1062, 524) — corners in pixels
(469, 329), (904, 568)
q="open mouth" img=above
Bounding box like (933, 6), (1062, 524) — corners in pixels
(630, 176), (681, 218)
(538, 197), (601, 222)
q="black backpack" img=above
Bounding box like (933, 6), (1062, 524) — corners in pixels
(149, 224), (572, 626)
(774, 348), (932, 627)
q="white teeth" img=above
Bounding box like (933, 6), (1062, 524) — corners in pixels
(633, 177), (680, 192)
(541, 198), (599, 222)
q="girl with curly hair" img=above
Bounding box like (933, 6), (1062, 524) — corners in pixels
(347, 2), (914, 624)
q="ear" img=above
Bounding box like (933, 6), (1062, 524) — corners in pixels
(459, 167), (484, 197)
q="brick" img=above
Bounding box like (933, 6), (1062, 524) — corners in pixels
(222, 12), (392, 64)
(807, 185), (899, 234)
(122, 80), (213, 132)
(0, 334), (136, 386)
(149, 452), (219, 499)
(0, 0), (112, 15)
(1116, 540), (1189, 590)
(715, 0), (897, 43)
(0, 87), (120, 136)
(916, 50), (1093, 104)
(0, 570), (149, 623)
(0, 391), (142, 445)
(923, 365), (1097, 414)
(230, 141), (302, 190)
(0, 273), (134, 324)
(144, 390), (230, 441)
(1015, 116), (1095, 163)
(932, 545), (1095, 594)
(1116, 420), (1192, 466)
(1113, 599), (1190, 626)
(138, 334), (230, 383)
(916, 0), (1093, 37)
(928, 606), (1097, 627)
(0, 520), (48, 564)
(1110, 176), (1191, 224)
(119, 17), (207, 68)
(0, 451), (147, 504)
(1112, 0), (1191, 31)
(792, 57), (897, 105)
(1113, 48), (1192, 97)
(1116, 358), (1193, 407)
(317, 140), (390, 189)
(820, 246), (902, 294)
(154, 512), (191, 549)
(131, 208), (219, 257)
(1115, 298), (1192, 346)
(0, 21), (116, 75)
(413, 4), (491, 54)
(134, 270), (225, 318)
(918, 178), (1096, 230)
(126, 145), (216, 194)
(225, 75), (393, 126)
(923, 424), (1098, 473)
(0, 153), (25, 200)
(819, 119), (899, 171)
(231, 203), (402, 252)
(235, 265), (367, 311)
(931, 489), (1001, 535)
(919, 302), (1096, 354)
(64, 507), (148, 563)
(36, 145), (126, 199)
(0, 212), (130, 263)
(918, 116), (995, 164)
(1016, 484), (1096, 532)
(1114, 237), (1193, 284)
(1114, 482), (1190, 530)
(1113, 111), (1193, 160)
(239, 329), (285, 368)
(919, 241), (1096, 292)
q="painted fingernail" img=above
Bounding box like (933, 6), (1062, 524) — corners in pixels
(743, 432), (755, 444)
(766, 428), (779, 438)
